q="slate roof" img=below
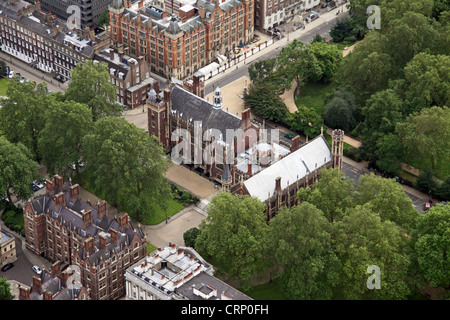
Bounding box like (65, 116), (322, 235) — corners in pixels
(170, 85), (242, 139)
(243, 135), (332, 202)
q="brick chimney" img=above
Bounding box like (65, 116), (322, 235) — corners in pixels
(46, 179), (54, 194)
(55, 192), (65, 208)
(69, 184), (80, 198)
(275, 177), (282, 192)
(109, 48), (115, 61)
(97, 200), (107, 220)
(19, 286), (31, 300)
(99, 234), (107, 249)
(52, 261), (62, 277)
(53, 175), (63, 191)
(43, 290), (53, 300)
(138, 0), (144, 8)
(290, 135), (300, 152)
(241, 109), (251, 131)
(247, 163), (252, 177)
(84, 237), (94, 252)
(110, 228), (118, 243)
(32, 276), (43, 294)
(82, 209), (92, 229)
(163, 88), (171, 105)
(118, 212), (129, 231)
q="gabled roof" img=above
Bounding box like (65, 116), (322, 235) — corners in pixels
(243, 135), (332, 202)
(171, 85), (242, 137)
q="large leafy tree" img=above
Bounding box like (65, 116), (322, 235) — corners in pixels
(396, 106), (450, 179)
(0, 81), (51, 160)
(0, 137), (40, 204)
(403, 53), (450, 111)
(243, 81), (289, 123)
(338, 31), (393, 104)
(195, 192), (269, 289)
(276, 39), (323, 95)
(335, 204), (412, 300)
(38, 100), (94, 181)
(412, 204), (450, 289)
(297, 168), (355, 222)
(355, 173), (419, 232)
(359, 89), (404, 166)
(0, 278), (14, 300)
(65, 60), (122, 122)
(82, 117), (171, 222)
(324, 88), (357, 132)
(287, 105), (323, 138)
(309, 41), (342, 83)
(268, 203), (342, 299)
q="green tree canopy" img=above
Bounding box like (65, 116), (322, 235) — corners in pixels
(0, 81), (51, 160)
(335, 203), (412, 300)
(412, 204), (450, 288)
(287, 105), (323, 138)
(82, 117), (171, 222)
(324, 88), (357, 132)
(0, 136), (40, 204)
(298, 168), (355, 222)
(195, 192), (269, 289)
(38, 100), (94, 181)
(243, 81), (289, 123)
(0, 278), (14, 300)
(65, 60), (122, 122)
(396, 106), (450, 179)
(355, 173), (419, 232)
(268, 203), (342, 299)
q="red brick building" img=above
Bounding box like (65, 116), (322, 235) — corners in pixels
(109, 0), (254, 79)
(23, 175), (147, 300)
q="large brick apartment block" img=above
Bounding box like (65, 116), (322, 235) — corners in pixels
(23, 175), (147, 300)
(109, 0), (254, 79)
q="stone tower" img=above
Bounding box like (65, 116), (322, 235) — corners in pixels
(331, 129), (344, 171)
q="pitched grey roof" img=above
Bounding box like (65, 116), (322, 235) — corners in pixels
(171, 85), (242, 139)
(243, 135), (332, 202)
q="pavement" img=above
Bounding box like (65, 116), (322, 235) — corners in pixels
(0, 51), (68, 93)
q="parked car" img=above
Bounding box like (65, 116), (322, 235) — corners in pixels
(33, 180), (44, 189)
(31, 182), (39, 191)
(1, 263), (14, 272)
(20, 76), (26, 83)
(284, 133), (295, 139)
(8, 71), (14, 79)
(32, 265), (42, 275)
(321, 2), (328, 8)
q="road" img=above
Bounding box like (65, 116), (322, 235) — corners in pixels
(204, 10), (349, 96)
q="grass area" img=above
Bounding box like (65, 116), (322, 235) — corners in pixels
(294, 81), (338, 116)
(240, 278), (291, 300)
(73, 170), (186, 226)
(0, 78), (10, 96)
(146, 242), (158, 254)
(141, 198), (185, 225)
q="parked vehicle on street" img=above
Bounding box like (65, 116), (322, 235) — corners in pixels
(32, 265), (42, 275)
(8, 71), (14, 78)
(1, 263), (14, 272)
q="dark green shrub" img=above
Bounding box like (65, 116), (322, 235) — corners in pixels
(183, 227), (201, 248)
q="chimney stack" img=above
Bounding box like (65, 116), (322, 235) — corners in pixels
(118, 212), (129, 231)
(69, 184), (80, 198)
(43, 290), (53, 300)
(275, 177), (282, 192)
(53, 175), (63, 191)
(55, 192), (65, 207)
(241, 109), (251, 131)
(32, 276), (43, 294)
(290, 135), (300, 152)
(109, 48), (115, 61)
(97, 200), (107, 220)
(52, 261), (62, 277)
(110, 228), (118, 243)
(82, 210), (92, 229)
(19, 286), (31, 300)
(84, 237), (94, 252)
(99, 234), (107, 249)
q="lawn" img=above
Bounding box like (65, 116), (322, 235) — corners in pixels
(73, 170), (186, 226)
(240, 277), (292, 300)
(0, 78), (10, 96)
(294, 81), (338, 116)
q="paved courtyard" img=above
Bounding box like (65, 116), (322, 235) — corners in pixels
(143, 209), (206, 247)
